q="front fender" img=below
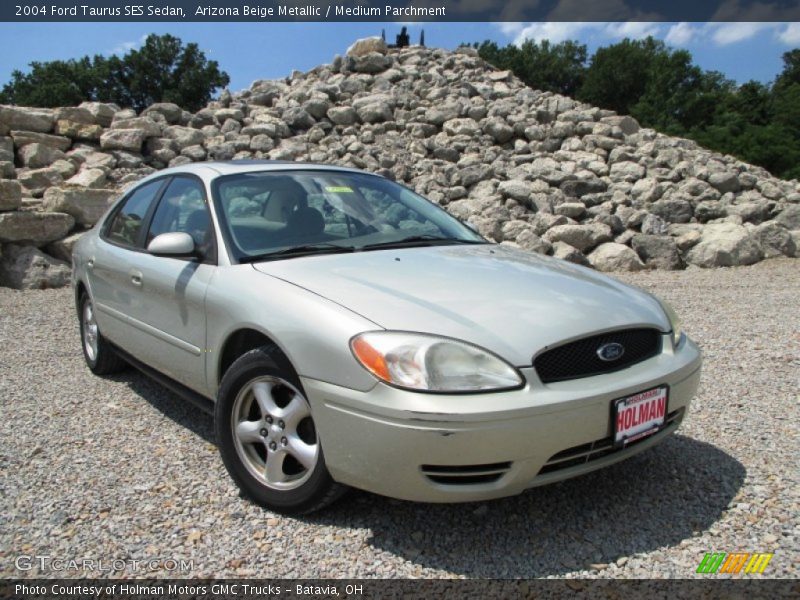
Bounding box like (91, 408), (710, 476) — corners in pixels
(205, 266), (382, 396)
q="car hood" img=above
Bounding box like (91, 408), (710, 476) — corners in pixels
(252, 244), (669, 367)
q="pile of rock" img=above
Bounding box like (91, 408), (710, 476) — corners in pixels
(1, 37), (798, 288)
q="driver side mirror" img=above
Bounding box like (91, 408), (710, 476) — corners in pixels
(147, 232), (196, 258)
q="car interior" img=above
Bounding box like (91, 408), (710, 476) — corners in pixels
(220, 175), (411, 255)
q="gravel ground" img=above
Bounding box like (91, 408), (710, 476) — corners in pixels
(0, 258), (798, 579)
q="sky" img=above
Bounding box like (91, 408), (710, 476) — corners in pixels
(0, 21), (798, 93)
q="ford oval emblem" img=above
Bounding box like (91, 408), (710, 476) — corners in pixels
(597, 342), (625, 362)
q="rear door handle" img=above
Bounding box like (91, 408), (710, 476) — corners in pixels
(130, 270), (143, 286)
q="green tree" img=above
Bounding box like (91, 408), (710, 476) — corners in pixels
(0, 56), (110, 106)
(775, 49), (800, 89)
(577, 38), (660, 115)
(476, 34), (800, 180)
(474, 39), (587, 97)
(0, 34), (229, 112)
(107, 34), (229, 112)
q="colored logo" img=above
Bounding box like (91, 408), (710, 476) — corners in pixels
(597, 342), (625, 362)
(696, 552), (773, 574)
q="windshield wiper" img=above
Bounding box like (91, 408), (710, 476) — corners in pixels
(359, 235), (488, 251)
(240, 243), (356, 263)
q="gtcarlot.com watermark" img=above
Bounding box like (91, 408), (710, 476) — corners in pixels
(15, 554), (194, 573)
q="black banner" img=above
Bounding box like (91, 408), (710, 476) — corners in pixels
(2, 0), (800, 22)
(2, 579), (799, 600)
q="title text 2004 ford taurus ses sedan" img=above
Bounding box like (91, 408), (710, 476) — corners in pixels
(72, 161), (702, 514)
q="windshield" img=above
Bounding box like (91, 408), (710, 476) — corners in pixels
(211, 169), (487, 262)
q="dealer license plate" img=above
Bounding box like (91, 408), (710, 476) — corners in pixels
(613, 386), (668, 446)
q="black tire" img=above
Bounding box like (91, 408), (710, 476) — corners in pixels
(78, 292), (128, 375)
(215, 345), (346, 515)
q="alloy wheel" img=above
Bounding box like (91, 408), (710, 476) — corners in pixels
(231, 376), (319, 490)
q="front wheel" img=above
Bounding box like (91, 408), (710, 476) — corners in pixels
(215, 346), (346, 514)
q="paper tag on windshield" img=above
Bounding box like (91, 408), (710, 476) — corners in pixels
(325, 186), (354, 193)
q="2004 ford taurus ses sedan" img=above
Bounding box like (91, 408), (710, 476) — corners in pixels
(73, 160), (702, 514)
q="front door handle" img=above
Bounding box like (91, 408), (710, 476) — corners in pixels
(86, 258), (95, 270)
(130, 270), (143, 286)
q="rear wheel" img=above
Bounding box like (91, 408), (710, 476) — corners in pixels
(215, 345), (346, 514)
(79, 293), (127, 375)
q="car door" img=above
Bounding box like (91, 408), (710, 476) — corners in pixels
(129, 175), (217, 395)
(89, 177), (169, 360)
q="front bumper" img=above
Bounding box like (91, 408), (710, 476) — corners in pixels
(302, 335), (702, 503)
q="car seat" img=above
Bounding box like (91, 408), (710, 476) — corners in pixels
(184, 209), (212, 250)
(286, 207), (325, 238)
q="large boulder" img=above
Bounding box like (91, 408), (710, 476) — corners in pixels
(483, 118), (514, 143)
(100, 129), (146, 152)
(17, 143), (66, 168)
(0, 244), (71, 289)
(282, 107), (315, 129)
(708, 171), (740, 194)
(351, 52), (392, 74)
(631, 234), (683, 270)
(424, 103), (462, 126)
(42, 187), (117, 226)
(648, 197), (693, 224)
(695, 200), (727, 223)
(684, 223), (764, 267)
(164, 125), (206, 149)
(0, 180), (22, 212)
(54, 106), (95, 124)
(146, 137), (178, 163)
(79, 102), (119, 127)
(543, 223), (611, 252)
(0, 136), (13, 162)
(601, 115), (640, 135)
(352, 95), (393, 123)
(560, 179), (607, 198)
(327, 106), (358, 126)
(443, 118), (480, 137)
(751, 222), (797, 258)
(0, 161), (13, 179)
(10, 130), (71, 151)
(588, 242), (646, 272)
(0, 211), (75, 245)
(142, 102), (183, 124)
(515, 229), (551, 254)
(45, 231), (84, 263)
(551, 241), (591, 266)
(346, 37), (388, 57)
(0, 105), (54, 133)
(775, 205), (800, 230)
(65, 168), (108, 188)
(630, 178), (663, 203)
(110, 117), (163, 138)
(303, 93), (333, 119)
(55, 120), (103, 140)
(640, 214), (669, 235)
(16, 167), (64, 197)
(498, 180), (534, 203)
(609, 161), (645, 182)
(555, 202), (586, 219)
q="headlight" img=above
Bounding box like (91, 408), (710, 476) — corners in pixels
(655, 296), (684, 347)
(350, 332), (524, 392)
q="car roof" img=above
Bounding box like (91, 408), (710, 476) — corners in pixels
(148, 160), (372, 179)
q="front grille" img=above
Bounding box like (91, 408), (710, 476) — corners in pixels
(537, 408), (684, 476)
(534, 328), (662, 383)
(421, 462), (512, 485)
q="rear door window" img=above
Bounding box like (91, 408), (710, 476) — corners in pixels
(105, 179), (165, 248)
